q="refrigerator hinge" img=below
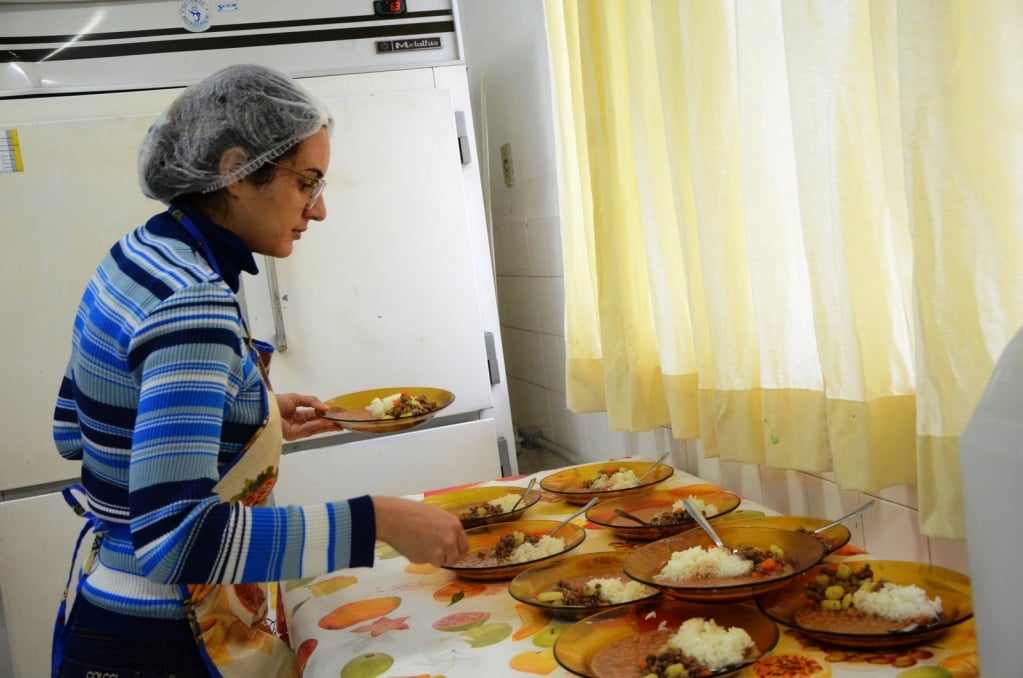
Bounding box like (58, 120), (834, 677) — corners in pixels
(455, 111), (471, 165)
(484, 331), (501, 385)
(497, 436), (513, 477)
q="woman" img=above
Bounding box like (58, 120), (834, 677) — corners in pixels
(51, 63), (468, 678)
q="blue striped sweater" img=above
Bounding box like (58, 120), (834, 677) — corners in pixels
(53, 207), (374, 623)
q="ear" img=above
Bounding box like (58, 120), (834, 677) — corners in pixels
(219, 146), (250, 198)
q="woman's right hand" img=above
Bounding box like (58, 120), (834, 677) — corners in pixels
(372, 496), (468, 566)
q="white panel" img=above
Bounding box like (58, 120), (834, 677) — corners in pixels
(0, 492), (85, 678)
(274, 418), (501, 502)
(243, 86), (495, 414)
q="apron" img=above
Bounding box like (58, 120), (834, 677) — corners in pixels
(52, 208), (298, 677)
(182, 391), (298, 678)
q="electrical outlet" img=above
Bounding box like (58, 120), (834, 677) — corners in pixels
(500, 142), (515, 187)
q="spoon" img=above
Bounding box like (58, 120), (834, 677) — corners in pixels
(812, 499), (876, 534)
(551, 497), (599, 536)
(636, 451), (670, 483)
(614, 507), (651, 526)
(508, 477), (537, 513)
(683, 498), (739, 555)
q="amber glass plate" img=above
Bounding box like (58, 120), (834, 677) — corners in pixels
(507, 551), (661, 620)
(718, 514), (852, 554)
(320, 386), (454, 433)
(422, 485), (541, 529)
(553, 598), (779, 677)
(539, 460), (674, 505)
(441, 519), (586, 581)
(756, 560), (973, 649)
(586, 486), (742, 541)
(622, 526), (826, 603)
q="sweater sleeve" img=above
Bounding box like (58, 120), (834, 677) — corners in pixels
(127, 284), (375, 584)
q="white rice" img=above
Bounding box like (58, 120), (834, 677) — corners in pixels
(583, 577), (656, 604)
(657, 546), (753, 580)
(487, 493), (525, 514)
(671, 496), (719, 517)
(366, 392), (403, 418)
(588, 467), (640, 490)
(509, 535), (565, 563)
(852, 583), (943, 623)
(663, 617), (754, 671)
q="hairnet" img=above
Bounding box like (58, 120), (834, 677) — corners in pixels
(138, 63), (333, 203)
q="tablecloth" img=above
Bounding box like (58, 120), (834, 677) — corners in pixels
(282, 463), (979, 678)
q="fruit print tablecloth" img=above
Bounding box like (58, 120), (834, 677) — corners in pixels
(281, 464), (979, 678)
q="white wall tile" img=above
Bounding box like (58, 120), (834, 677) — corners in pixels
(533, 277), (564, 336)
(719, 461), (764, 505)
(802, 475), (867, 550)
(928, 537), (970, 575)
(759, 467), (809, 515)
(539, 333), (566, 392)
(496, 275), (540, 330)
(493, 219), (530, 276)
(862, 495), (929, 562)
(528, 216), (563, 276)
(500, 326), (542, 382)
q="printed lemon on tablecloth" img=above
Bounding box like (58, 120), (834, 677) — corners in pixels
(509, 648), (558, 674)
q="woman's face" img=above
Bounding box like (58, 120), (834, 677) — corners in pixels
(226, 127), (331, 258)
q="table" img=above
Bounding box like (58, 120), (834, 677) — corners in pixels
(282, 463), (979, 678)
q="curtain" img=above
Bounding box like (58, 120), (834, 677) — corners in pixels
(544, 0), (1023, 539)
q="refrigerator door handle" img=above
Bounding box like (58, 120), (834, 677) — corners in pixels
(264, 255), (288, 352)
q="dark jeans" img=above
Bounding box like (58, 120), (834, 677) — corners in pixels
(56, 598), (211, 678)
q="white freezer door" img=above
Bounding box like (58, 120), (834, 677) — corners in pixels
(242, 83), (496, 419)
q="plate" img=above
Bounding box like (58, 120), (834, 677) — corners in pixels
(622, 526), (827, 603)
(756, 559), (973, 649)
(441, 519), (587, 581)
(553, 598), (779, 677)
(585, 486), (742, 541)
(422, 485), (541, 529)
(321, 387), (454, 433)
(507, 551), (661, 620)
(718, 513), (852, 554)
(539, 460), (674, 505)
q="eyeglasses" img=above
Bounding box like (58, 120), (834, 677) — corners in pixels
(265, 160), (327, 210)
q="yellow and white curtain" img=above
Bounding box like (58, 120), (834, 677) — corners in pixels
(544, 0), (1023, 539)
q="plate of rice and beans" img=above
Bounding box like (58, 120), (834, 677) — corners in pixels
(441, 519), (586, 581)
(756, 560), (973, 649)
(508, 551), (661, 620)
(586, 487), (742, 541)
(553, 598), (779, 677)
(718, 513), (852, 554)
(623, 526), (826, 603)
(540, 460), (674, 505)
(321, 386), (454, 433)
(422, 484), (541, 528)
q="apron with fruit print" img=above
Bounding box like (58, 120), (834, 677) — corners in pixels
(183, 387), (299, 678)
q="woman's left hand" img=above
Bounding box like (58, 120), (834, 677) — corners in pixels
(275, 393), (342, 440)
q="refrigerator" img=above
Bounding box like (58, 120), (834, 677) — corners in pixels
(0, 2), (516, 675)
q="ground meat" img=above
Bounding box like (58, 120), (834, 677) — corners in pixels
(648, 508), (692, 526)
(550, 579), (604, 607)
(493, 533), (540, 560)
(458, 502), (504, 520)
(642, 646), (705, 677)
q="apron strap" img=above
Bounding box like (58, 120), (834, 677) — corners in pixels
(52, 484), (108, 677)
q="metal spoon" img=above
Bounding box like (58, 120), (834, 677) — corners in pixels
(614, 507), (651, 526)
(812, 499), (876, 534)
(551, 497), (599, 536)
(508, 477), (537, 513)
(636, 451), (670, 483)
(683, 498), (739, 555)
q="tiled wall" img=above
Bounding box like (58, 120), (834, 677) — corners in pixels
(460, 0), (969, 582)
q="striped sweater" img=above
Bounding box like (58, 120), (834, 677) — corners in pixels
(53, 206), (374, 622)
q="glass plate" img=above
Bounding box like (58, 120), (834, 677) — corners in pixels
(717, 513), (852, 554)
(441, 519), (587, 581)
(622, 525), (827, 603)
(756, 559), (973, 649)
(320, 386), (454, 433)
(585, 486), (742, 541)
(553, 598), (779, 677)
(422, 485), (541, 529)
(539, 460), (674, 505)
(507, 551), (661, 620)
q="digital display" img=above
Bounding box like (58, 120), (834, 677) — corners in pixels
(374, 0), (407, 16)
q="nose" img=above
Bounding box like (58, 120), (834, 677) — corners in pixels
(305, 195), (327, 220)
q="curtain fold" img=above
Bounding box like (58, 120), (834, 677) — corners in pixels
(545, 0), (1023, 539)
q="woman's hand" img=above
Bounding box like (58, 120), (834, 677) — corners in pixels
(275, 393), (342, 441)
(372, 496), (469, 566)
